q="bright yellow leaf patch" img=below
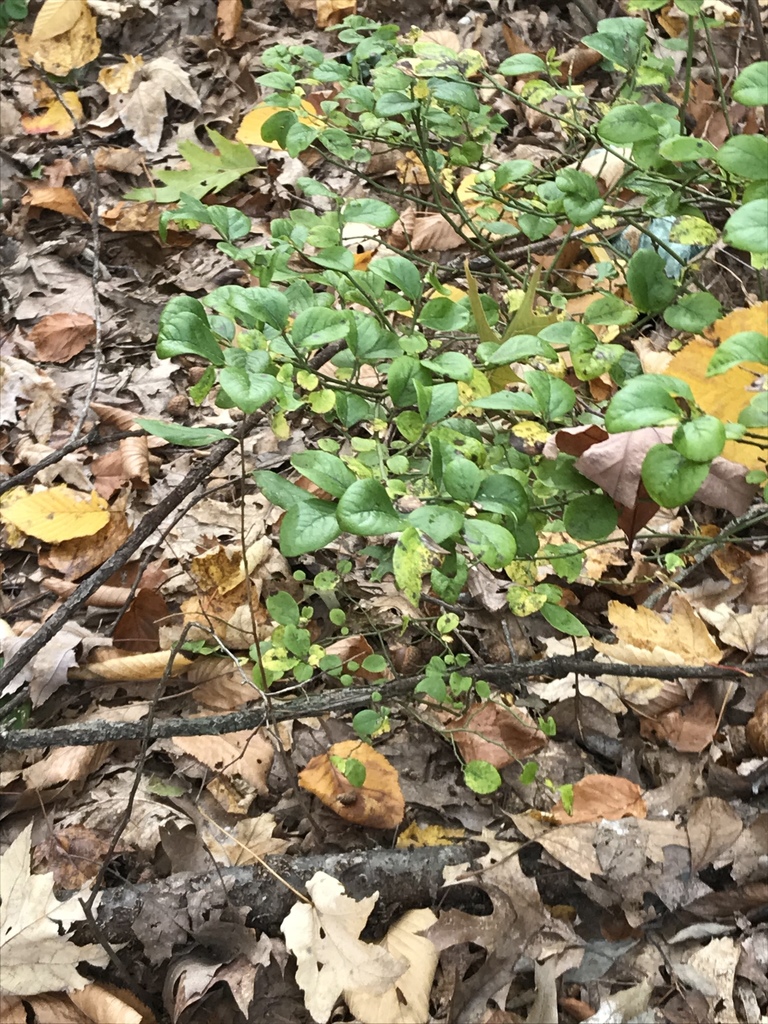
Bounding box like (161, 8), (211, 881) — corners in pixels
(1, 487), (111, 543)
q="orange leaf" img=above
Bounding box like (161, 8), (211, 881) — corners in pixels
(552, 774), (647, 824)
(299, 740), (404, 829)
(21, 90), (82, 137)
(216, 0), (243, 42)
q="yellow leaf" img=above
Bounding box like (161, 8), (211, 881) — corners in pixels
(299, 740), (404, 829)
(666, 338), (767, 470)
(236, 102), (319, 150)
(20, 85), (82, 137)
(605, 594), (721, 665)
(16, 0), (100, 77)
(30, 0), (81, 40)
(0, 487), (110, 542)
(706, 301), (768, 343)
(396, 823), (465, 848)
(97, 54), (144, 95)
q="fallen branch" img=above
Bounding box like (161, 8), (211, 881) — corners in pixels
(77, 844), (487, 950)
(2, 657), (764, 751)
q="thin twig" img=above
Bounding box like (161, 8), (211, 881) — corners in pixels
(0, 429), (99, 497)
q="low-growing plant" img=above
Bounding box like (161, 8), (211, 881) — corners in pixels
(138, 9), (767, 793)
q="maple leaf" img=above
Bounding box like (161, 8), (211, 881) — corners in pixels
(281, 872), (407, 1024)
(0, 825), (109, 995)
(127, 129), (257, 201)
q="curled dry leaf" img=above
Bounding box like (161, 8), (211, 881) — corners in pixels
(79, 649), (193, 680)
(445, 699), (547, 769)
(552, 774), (647, 825)
(687, 796), (743, 872)
(172, 726), (274, 795)
(299, 740), (405, 829)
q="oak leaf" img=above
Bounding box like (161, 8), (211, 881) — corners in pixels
(281, 872), (406, 1024)
(0, 824), (108, 995)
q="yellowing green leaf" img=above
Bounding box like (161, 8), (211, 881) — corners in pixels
(1, 487), (110, 542)
(236, 102), (320, 150)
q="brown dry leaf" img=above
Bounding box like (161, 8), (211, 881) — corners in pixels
(299, 740), (405, 829)
(0, 620), (106, 706)
(27, 312), (95, 363)
(22, 185), (89, 222)
(323, 634), (390, 681)
(101, 201), (161, 233)
(389, 209), (465, 251)
(181, 585), (268, 649)
(204, 813), (291, 865)
(605, 594), (721, 665)
(113, 589), (168, 653)
(93, 146), (144, 175)
(16, 0), (100, 76)
(33, 827), (128, 889)
(172, 727), (273, 794)
(699, 603), (768, 655)
(190, 544), (248, 595)
(281, 871), (406, 1024)
(509, 814), (602, 879)
(687, 797), (743, 871)
(0, 824), (109, 996)
(639, 687), (719, 753)
(216, 0), (243, 41)
(552, 774), (647, 825)
(42, 507), (131, 580)
(445, 700), (546, 769)
(746, 691), (768, 756)
(189, 656), (259, 709)
(70, 984), (155, 1024)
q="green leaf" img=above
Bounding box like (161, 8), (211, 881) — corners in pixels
(421, 352), (475, 381)
(732, 61), (768, 107)
(474, 475), (530, 521)
(526, 370), (576, 420)
(292, 307), (350, 349)
(352, 709), (384, 740)
(463, 519), (517, 569)
(641, 444), (711, 506)
(136, 420), (228, 447)
(597, 104), (660, 145)
(583, 18), (648, 71)
(481, 335), (557, 366)
(444, 458), (483, 502)
(555, 168), (604, 225)
(126, 128), (257, 202)
(672, 416), (725, 462)
(254, 470), (313, 509)
(739, 390), (768, 427)
(393, 526), (433, 606)
(219, 368), (281, 413)
(723, 199), (768, 254)
(157, 301), (224, 366)
(369, 255), (423, 301)
(583, 294), (638, 326)
(407, 506), (464, 544)
(291, 451), (356, 497)
(498, 53), (548, 75)
(280, 499), (341, 556)
(414, 674), (448, 702)
(206, 286), (289, 331)
(568, 324), (624, 380)
(342, 198), (399, 227)
(540, 602), (589, 636)
(563, 494), (618, 540)
(663, 292), (721, 332)
(605, 376), (687, 431)
(337, 480), (402, 535)
(706, 331), (768, 375)
(463, 759), (502, 794)
(417, 380), (460, 423)
(464, 263), (501, 345)
(658, 136), (717, 162)
(418, 297), (470, 331)
(306, 246), (355, 271)
(267, 592), (300, 627)
(432, 78), (480, 112)
(626, 249), (677, 314)
(715, 135), (768, 181)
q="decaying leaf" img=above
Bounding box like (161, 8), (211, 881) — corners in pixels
(0, 824), (109, 995)
(27, 312), (95, 363)
(445, 700), (547, 768)
(171, 727), (274, 795)
(281, 871), (406, 1024)
(15, 0), (101, 76)
(552, 774), (647, 824)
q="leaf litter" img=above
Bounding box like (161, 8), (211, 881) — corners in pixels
(0, 0), (767, 1022)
